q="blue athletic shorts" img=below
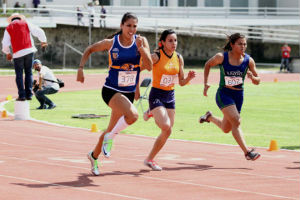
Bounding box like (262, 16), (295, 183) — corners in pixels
(215, 87), (244, 113)
(149, 87), (175, 111)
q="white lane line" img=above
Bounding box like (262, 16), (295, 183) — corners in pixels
(137, 175), (298, 200)
(0, 156), (298, 199)
(119, 157), (300, 182)
(0, 174), (148, 200)
(0, 142), (299, 182)
(1, 131), (298, 168)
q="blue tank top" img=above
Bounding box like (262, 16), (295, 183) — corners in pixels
(104, 34), (141, 92)
(219, 51), (249, 89)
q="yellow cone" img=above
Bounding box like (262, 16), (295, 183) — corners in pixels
(91, 123), (98, 132)
(6, 95), (12, 101)
(268, 140), (279, 151)
(2, 110), (8, 118)
(273, 78), (278, 83)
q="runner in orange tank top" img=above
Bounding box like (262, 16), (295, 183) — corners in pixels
(143, 29), (196, 171)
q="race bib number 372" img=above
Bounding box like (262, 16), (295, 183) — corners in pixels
(118, 71), (137, 87)
(224, 76), (243, 86)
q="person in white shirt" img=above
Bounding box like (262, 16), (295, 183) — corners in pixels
(1, 13), (47, 101)
(33, 59), (59, 109)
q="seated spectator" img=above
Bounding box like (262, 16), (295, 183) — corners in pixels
(33, 59), (59, 109)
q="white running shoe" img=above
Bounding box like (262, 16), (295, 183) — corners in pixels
(87, 151), (100, 176)
(143, 109), (153, 121)
(102, 133), (113, 158)
(144, 159), (162, 171)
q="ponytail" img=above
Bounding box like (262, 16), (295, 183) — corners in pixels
(223, 33), (245, 51)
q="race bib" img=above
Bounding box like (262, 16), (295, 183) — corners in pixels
(160, 74), (177, 87)
(224, 76), (243, 86)
(118, 71), (137, 87)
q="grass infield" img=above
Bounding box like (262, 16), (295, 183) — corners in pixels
(4, 81), (300, 150)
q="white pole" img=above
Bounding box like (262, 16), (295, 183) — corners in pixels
(88, 16), (92, 68)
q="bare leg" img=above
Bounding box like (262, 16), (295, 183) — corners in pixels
(146, 107), (175, 160)
(221, 105), (248, 154)
(92, 93), (138, 158)
(92, 109), (122, 158)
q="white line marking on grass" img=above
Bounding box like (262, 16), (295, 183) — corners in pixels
(0, 174), (149, 200)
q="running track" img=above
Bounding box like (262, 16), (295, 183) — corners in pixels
(0, 72), (299, 200)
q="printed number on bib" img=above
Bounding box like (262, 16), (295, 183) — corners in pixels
(225, 76), (243, 86)
(118, 71), (137, 87)
(160, 74), (177, 87)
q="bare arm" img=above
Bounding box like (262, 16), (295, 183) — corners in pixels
(247, 57), (260, 85)
(203, 53), (224, 96)
(178, 54), (196, 86)
(77, 39), (112, 83)
(136, 35), (152, 71)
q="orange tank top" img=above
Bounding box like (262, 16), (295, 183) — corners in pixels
(152, 49), (180, 91)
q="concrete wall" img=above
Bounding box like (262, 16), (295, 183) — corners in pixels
(1, 24), (299, 68)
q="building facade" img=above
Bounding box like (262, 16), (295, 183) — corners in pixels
(2, 0), (299, 8)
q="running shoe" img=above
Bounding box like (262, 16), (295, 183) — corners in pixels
(245, 149), (261, 161)
(102, 133), (113, 158)
(143, 109), (153, 121)
(144, 159), (162, 171)
(199, 111), (212, 123)
(87, 151), (100, 176)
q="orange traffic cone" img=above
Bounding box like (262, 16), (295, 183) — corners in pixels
(268, 140), (279, 151)
(91, 123), (98, 132)
(1, 110), (8, 118)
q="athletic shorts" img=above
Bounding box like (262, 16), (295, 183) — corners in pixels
(215, 87), (244, 113)
(149, 87), (175, 111)
(102, 86), (135, 105)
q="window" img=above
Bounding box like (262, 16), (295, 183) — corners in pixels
(230, 0), (248, 7)
(149, 0), (160, 6)
(99, 0), (111, 5)
(205, 0), (223, 7)
(121, 0), (141, 6)
(258, 0), (276, 7)
(160, 0), (168, 6)
(178, 0), (197, 7)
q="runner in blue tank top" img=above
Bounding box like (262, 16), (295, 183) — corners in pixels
(199, 33), (261, 161)
(77, 12), (152, 175)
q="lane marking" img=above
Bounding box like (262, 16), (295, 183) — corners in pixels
(49, 157), (114, 164)
(0, 174), (148, 200)
(1, 143), (299, 182)
(0, 157), (298, 200)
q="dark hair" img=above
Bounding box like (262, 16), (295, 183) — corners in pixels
(223, 33), (246, 51)
(11, 17), (21, 22)
(156, 29), (176, 50)
(107, 12), (138, 39)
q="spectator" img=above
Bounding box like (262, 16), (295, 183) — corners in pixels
(99, 5), (106, 28)
(1, 13), (47, 101)
(14, 2), (21, 8)
(33, 59), (59, 109)
(87, 2), (95, 27)
(32, 0), (40, 9)
(280, 43), (291, 72)
(76, 7), (84, 26)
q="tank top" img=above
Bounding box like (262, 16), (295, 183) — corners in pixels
(104, 34), (141, 92)
(152, 49), (180, 91)
(219, 51), (249, 89)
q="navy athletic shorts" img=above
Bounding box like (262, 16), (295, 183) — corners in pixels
(149, 87), (175, 111)
(215, 87), (244, 113)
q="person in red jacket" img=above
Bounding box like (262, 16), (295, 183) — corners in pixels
(1, 13), (47, 101)
(280, 43), (291, 72)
